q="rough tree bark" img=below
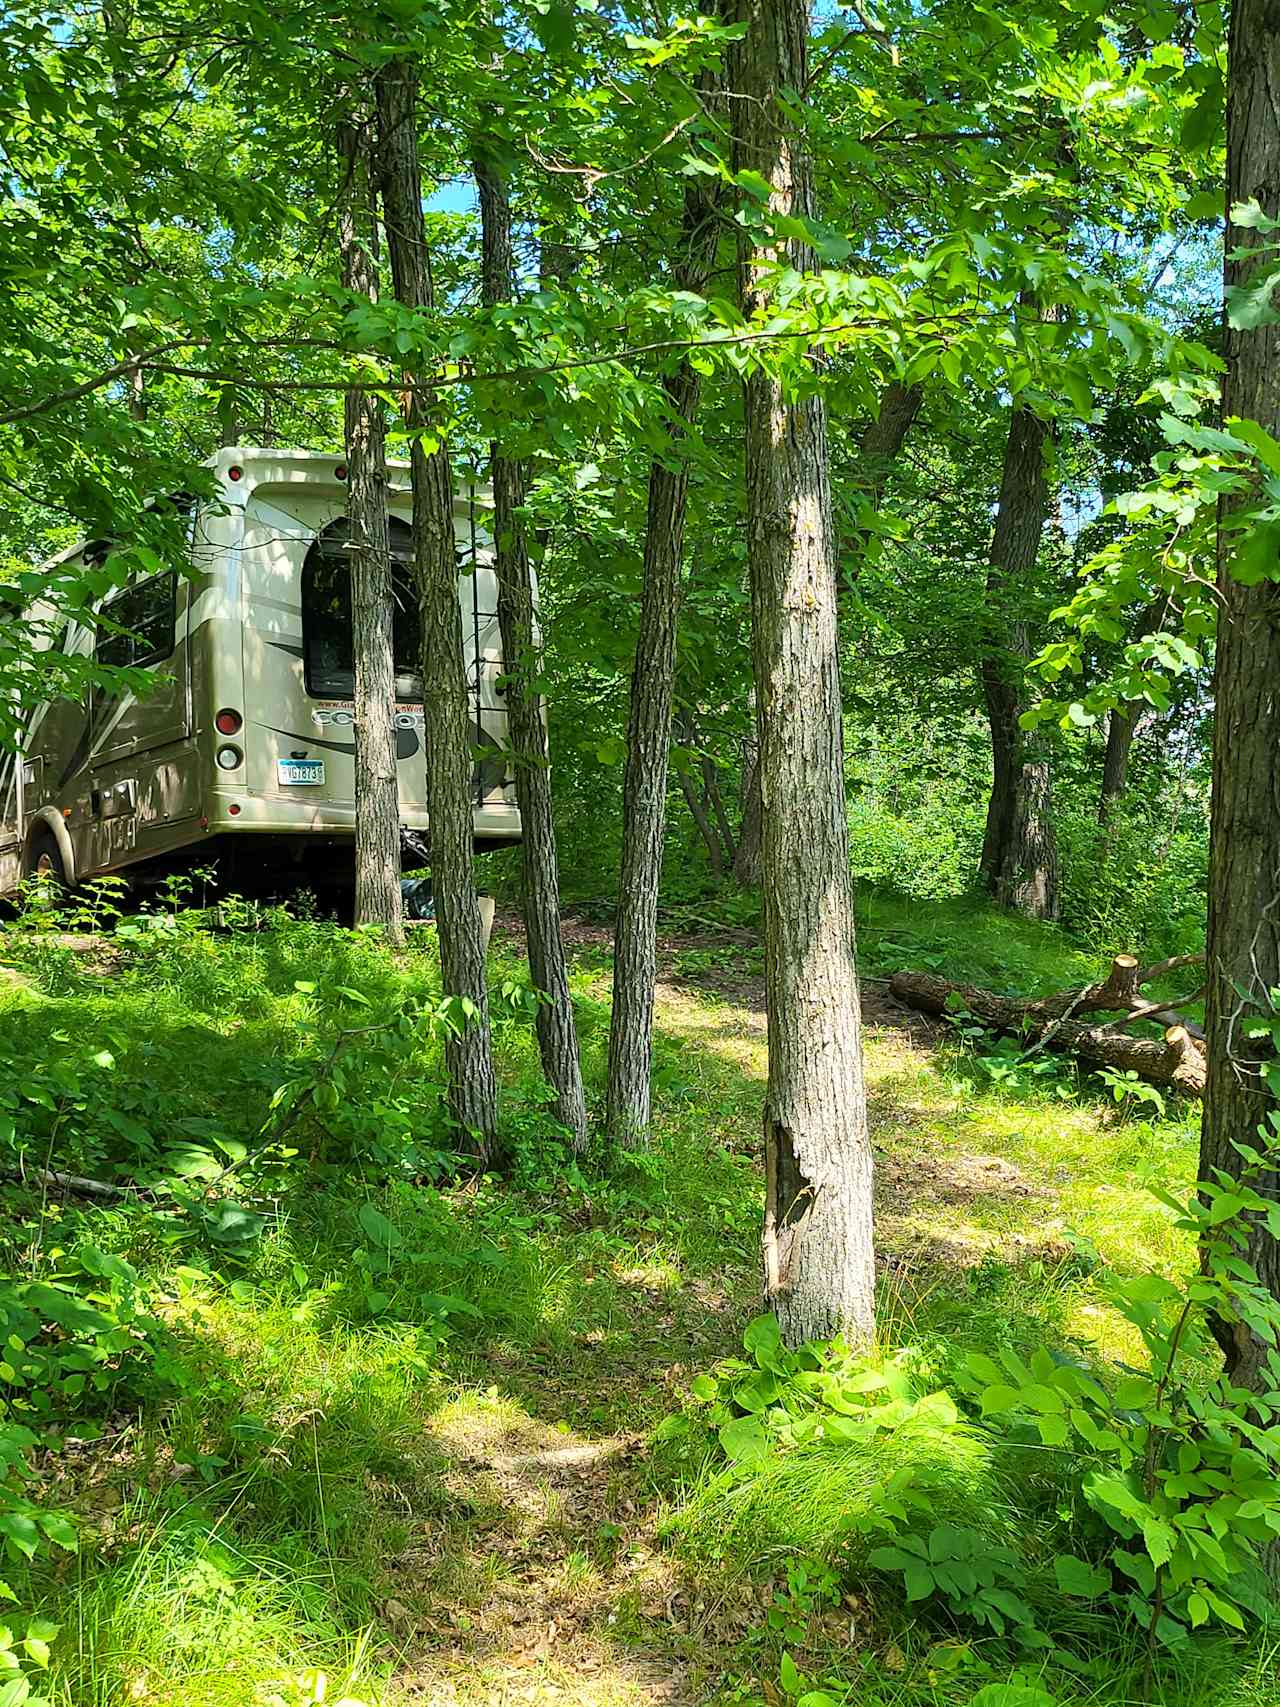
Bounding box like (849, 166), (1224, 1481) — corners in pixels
(1099, 706), (1138, 822)
(377, 59), (498, 1155)
(338, 115), (404, 943)
(1200, 0), (1280, 1389)
(734, 0), (874, 1347)
(476, 149), (588, 1152)
(725, 380), (921, 893)
(978, 399), (1059, 920)
(605, 74), (724, 1149)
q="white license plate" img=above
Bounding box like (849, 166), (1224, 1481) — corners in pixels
(277, 759), (325, 786)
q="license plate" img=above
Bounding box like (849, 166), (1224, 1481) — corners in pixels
(277, 758), (325, 786)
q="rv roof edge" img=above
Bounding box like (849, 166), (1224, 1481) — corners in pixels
(206, 446), (494, 512)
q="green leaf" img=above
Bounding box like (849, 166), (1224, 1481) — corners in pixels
(979, 1383), (1022, 1415)
(1054, 1554), (1110, 1597)
(779, 1650), (801, 1695)
(742, 1314), (784, 1368)
(689, 1374), (717, 1402)
(969, 1685), (1057, 1706)
(718, 1415), (768, 1464)
(20, 1636), (48, 1670)
(904, 1561), (934, 1600)
(356, 1203), (402, 1249)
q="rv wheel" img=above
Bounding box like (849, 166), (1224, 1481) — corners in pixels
(27, 831), (67, 891)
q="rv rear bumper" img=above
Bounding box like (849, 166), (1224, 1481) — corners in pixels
(203, 787), (521, 843)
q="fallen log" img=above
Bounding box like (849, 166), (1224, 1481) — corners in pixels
(887, 968), (1207, 1098)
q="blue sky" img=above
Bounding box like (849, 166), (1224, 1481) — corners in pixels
(428, 181), (478, 216)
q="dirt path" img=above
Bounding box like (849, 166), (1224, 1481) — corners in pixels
(391, 920), (1054, 1705)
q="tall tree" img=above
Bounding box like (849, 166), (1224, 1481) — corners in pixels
(978, 398), (1060, 920)
(476, 148), (588, 1152)
(605, 97), (724, 1148)
(734, 0), (874, 1346)
(377, 57), (499, 1155)
(1199, 0), (1280, 1389)
(337, 112), (404, 943)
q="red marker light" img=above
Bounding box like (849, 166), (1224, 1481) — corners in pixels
(215, 709), (243, 736)
(227, 464), (243, 482)
(335, 464), (348, 481)
(228, 803), (241, 816)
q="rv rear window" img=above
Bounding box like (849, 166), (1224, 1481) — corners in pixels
(95, 573), (176, 669)
(301, 525), (422, 700)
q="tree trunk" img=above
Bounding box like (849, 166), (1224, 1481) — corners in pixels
(735, 0), (874, 1348)
(978, 400), (1059, 920)
(377, 58), (498, 1156)
(857, 380), (924, 508)
(1098, 599), (1166, 823)
(338, 116), (404, 944)
(476, 150), (588, 1153)
(733, 740), (763, 886)
(604, 87), (723, 1149)
(1098, 705), (1137, 821)
(1199, 0), (1280, 1389)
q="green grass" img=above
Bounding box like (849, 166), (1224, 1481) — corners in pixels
(0, 893), (1266, 1707)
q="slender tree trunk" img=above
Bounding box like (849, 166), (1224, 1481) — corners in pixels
(338, 116), (404, 943)
(377, 59), (498, 1155)
(672, 715), (729, 876)
(978, 402), (1059, 920)
(1200, 0), (1280, 1390)
(1098, 599), (1166, 824)
(735, 0), (874, 1348)
(733, 743), (763, 886)
(475, 150), (588, 1152)
(604, 100), (723, 1149)
(217, 387), (238, 448)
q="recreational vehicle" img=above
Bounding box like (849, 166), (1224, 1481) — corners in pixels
(0, 447), (518, 901)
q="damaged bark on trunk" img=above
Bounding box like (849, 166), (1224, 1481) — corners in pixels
(735, 0), (874, 1346)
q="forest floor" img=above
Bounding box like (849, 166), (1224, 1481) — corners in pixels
(1, 893), (1270, 1707)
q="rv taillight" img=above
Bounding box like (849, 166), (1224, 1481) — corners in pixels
(216, 745), (243, 771)
(227, 464), (243, 482)
(215, 709), (242, 736)
(335, 464), (347, 481)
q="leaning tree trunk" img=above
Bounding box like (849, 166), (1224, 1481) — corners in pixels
(979, 399), (1059, 920)
(377, 59), (498, 1155)
(476, 150), (588, 1152)
(605, 90), (723, 1149)
(735, 0), (874, 1348)
(1098, 599), (1166, 824)
(338, 115), (404, 943)
(1200, 0), (1280, 1390)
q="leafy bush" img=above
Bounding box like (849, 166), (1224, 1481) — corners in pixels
(666, 1315), (1011, 1567)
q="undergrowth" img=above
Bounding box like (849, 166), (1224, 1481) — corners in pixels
(0, 885), (1263, 1707)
